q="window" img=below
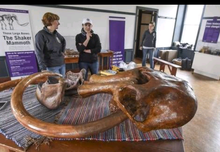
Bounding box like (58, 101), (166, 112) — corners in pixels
(180, 5), (204, 49)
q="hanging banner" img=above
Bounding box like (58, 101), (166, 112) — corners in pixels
(0, 8), (38, 79)
(109, 16), (125, 67)
(202, 18), (220, 43)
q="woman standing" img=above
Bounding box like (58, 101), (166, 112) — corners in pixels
(75, 18), (102, 80)
(35, 12), (66, 77)
(140, 21), (156, 69)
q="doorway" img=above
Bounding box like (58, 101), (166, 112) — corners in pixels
(133, 7), (158, 60)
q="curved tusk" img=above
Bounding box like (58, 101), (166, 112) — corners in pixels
(11, 71), (128, 138)
(0, 79), (22, 92)
(0, 72), (49, 92)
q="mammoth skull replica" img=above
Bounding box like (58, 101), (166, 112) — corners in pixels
(79, 67), (197, 132)
(1, 67), (197, 138)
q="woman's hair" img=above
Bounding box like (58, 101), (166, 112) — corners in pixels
(149, 21), (155, 27)
(42, 12), (60, 26)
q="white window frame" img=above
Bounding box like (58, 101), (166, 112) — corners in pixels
(180, 5), (204, 50)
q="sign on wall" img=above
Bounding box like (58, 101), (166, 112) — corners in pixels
(5, 51), (38, 77)
(202, 18), (220, 43)
(109, 16), (125, 67)
(0, 8), (38, 78)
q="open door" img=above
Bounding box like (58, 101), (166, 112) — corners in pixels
(133, 7), (158, 60)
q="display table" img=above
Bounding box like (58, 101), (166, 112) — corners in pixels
(153, 57), (181, 76)
(64, 51), (114, 71)
(192, 52), (220, 80)
(98, 51), (114, 70)
(64, 55), (79, 64)
(0, 133), (184, 152)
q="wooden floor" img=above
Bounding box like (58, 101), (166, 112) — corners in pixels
(134, 57), (220, 152)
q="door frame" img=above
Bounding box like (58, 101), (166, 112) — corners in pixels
(133, 6), (159, 60)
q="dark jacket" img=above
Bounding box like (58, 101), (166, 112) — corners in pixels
(140, 29), (156, 48)
(35, 26), (66, 70)
(75, 29), (101, 63)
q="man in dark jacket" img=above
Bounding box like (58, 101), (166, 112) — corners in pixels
(140, 21), (156, 69)
(75, 18), (101, 80)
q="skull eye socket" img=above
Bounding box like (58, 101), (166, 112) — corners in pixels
(137, 69), (152, 84)
(119, 87), (149, 122)
(119, 87), (137, 113)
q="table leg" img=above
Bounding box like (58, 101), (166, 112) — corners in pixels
(102, 57), (104, 70)
(160, 64), (165, 72)
(107, 57), (109, 69)
(171, 67), (177, 76)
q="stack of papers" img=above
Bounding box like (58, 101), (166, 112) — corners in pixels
(100, 70), (117, 76)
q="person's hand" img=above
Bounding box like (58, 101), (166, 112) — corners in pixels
(84, 49), (91, 53)
(86, 32), (92, 40)
(139, 46), (143, 50)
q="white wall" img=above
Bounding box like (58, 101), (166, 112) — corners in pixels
(65, 5), (178, 48)
(63, 5), (178, 17)
(0, 5), (178, 56)
(202, 5), (220, 17)
(195, 5), (220, 51)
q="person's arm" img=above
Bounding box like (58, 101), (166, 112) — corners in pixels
(60, 35), (66, 56)
(83, 32), (91, 47)
(90, 34), (101, 54)
(140, 31), (146, 46)
(153, 31), (156, 48)
(82, 32), (93, 53)
(61, 36), (66, 53)
(75, 34), (86, 53)
(35, 33), (46, 71)
(140, 31), (146, 50)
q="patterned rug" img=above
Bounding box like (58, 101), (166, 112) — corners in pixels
(0, 85), (65, 150)
(57, 93), (183, 141)
(0, 85), (183, 150)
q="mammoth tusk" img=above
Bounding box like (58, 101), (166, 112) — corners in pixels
(78, 81), (134, 97)
(0, 79), (22, 92)
(10, 71), (128, 138)
(0, 72), (50, 92)
(88, 73), (138, 83)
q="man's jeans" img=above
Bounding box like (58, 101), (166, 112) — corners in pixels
(142, 48), (154, 69)
(79, 61), (99, 80)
